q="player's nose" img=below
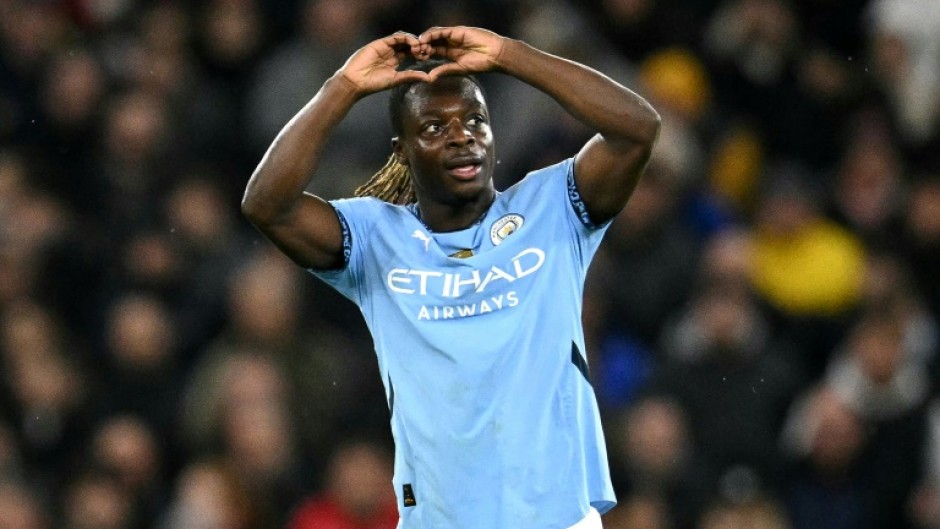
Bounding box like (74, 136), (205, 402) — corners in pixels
(446, 121), (474, 147)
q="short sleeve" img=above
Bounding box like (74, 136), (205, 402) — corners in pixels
(561, 159), (612, 269)
(307, 197), (379, 304)
(565, 159), (612, 231)
(513, 158), (612, 273)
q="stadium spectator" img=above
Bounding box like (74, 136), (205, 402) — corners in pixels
(158, 458), (258, 529)
(607, 396), (711, 529)
(867, 0), (940, 165)
(61, 470), (135, 529)
(34, 48), (104, 210)
(911, 400), (940, 529)
(0, 479), (49, 529)
(89, 415), (166, 522)
(901, 176), (940, 317)
(287, 440), (399, 529)
(246, 0), (389, 200)
(824, 306), (930, 528)
(749, 161), (867, 377)
(0, 301), (92, 492)
(829, 117), (906, 247)
(220, 374), (306, 527)
(602, 493), (671, 529)
(649, 276), (802, 495)
(780, 386), (869, 529)
(589, 163), (700, 349)
(162, 175), (250, 354)
(696, 495), (791, 529)
(100, 293), (182, 432)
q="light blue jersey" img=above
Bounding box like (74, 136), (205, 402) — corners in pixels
(312, 158), (616, 529)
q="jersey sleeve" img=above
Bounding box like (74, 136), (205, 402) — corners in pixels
(564, 158), (613, 232)
(522, 158), (612, 271)
(307, 197), (379, 305)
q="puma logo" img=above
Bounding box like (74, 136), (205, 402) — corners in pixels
(412, 230), (431, 252)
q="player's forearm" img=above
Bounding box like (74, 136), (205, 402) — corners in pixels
(242, 74), (360, 225)
(495, 39), (660, 149)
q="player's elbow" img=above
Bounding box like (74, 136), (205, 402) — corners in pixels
(241, 189), (280, 228)
(636, 105), (662, 150)
(606, 103), (661, 156)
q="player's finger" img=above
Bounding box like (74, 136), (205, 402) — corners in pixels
(426, 63), (464, 82)
(389, 30), (419, 41)
(418, 26), (452, 45)
(428, 44), (451, 59)
(411, 42), (432, 60)
(395, 70), (431, 85)
(384, 31), (420, 49)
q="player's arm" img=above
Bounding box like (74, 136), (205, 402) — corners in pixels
(420, 27), (661, 225)
(241, 33), (430, 269)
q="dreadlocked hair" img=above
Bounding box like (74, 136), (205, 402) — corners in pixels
(354, 153), (415, 205)
(354, 57), (486, 205)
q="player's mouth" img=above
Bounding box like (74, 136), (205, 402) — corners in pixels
(448, 163), (482, 180)
(445, 155), (484, 181)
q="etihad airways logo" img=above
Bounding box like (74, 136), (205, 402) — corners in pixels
(386, 247), (545, 298)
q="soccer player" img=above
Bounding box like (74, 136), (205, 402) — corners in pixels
(242, 26), (660, 529)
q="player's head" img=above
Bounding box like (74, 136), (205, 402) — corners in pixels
(386, 59), (487, 137)
(356, 59), (495, 206)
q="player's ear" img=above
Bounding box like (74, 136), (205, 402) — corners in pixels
(391, 137), (409, 165)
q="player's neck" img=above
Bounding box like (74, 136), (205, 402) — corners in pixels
(413, 188), (497, 233)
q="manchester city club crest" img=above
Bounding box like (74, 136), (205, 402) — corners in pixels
(490, 214), (524, 246)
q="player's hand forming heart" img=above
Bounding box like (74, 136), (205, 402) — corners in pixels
(338, 32), (431, 95)
(418, 26), (507, 81)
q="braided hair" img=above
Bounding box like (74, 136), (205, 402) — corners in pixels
(354, 59), (485, 205)
(354, 152), (416, 204)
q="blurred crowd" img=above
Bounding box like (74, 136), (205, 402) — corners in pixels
(2, 0), (940, 528)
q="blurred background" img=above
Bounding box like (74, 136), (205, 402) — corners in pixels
(2, 0), (940, 527)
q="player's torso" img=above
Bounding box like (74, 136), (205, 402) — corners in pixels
(359, 188), (583, 365)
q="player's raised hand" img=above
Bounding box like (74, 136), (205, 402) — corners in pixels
(418, 26), (507, 81)
(338, 32), (430, 95)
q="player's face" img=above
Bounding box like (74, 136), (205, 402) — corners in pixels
(395, 77), (495, 206)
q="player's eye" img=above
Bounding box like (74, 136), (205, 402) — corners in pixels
(422, 123), (443, 134)
(467, 115), (486, 127)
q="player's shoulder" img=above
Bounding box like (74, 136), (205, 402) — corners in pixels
(497, 158), (573, 210)
(504, 158), (573, 194)
(330, 196), (411, 223)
